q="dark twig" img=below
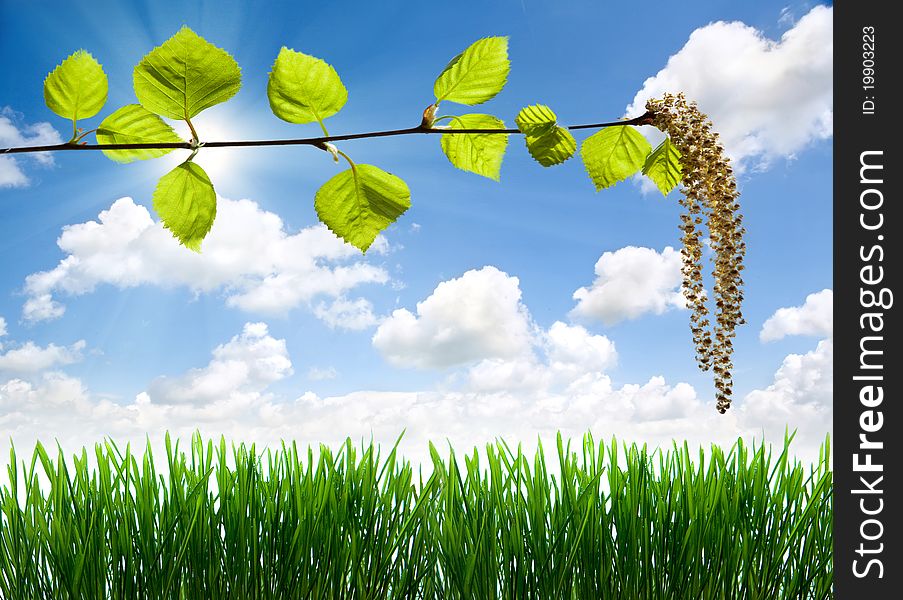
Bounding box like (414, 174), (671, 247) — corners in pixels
(1, 112), (655, 156)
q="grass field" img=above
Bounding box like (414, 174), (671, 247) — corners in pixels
(0, 432), (832, 599)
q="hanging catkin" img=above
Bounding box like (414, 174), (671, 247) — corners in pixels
(647, 93), (746, 413)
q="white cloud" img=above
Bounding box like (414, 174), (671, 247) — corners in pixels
(465, 321), (617, 394)
(0, 277), (832, 468)
(281, 375), (721, 463)
(146, 322), (292, 406)
(0, 108), (62, 188)
(570, 246), (684, 325)
(1, 372), (90, 414)
(373, 266), (534, 368)
(3, 323), (716, 466)
(22, 294), (65, 322)
(313, 297), (379, 330)
(739, 287), (833, 452)
(22, 197), (391, 324)
(778, 6), (796, 27)
(0, 323), (290, 446)
(307, 366), (338, 381)
(544, 321), (617, 379)
(1, 311), (832, 468)
(744, 338), (832, 414)
(760, 289), (832, 342)
(626, 5), (832, 169)
(738, 338), (832, 452)
(0, 340), (85, 374)
(0, 157), (29, 188)
(0, 317), (6, 338)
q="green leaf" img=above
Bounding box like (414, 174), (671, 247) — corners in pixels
(267, 47), (348, 126)
(433, 37), (509, 106)
(153, 161), (217, 252)
(43, 50), (108, 124)
(581, 125), (652, 190)
(440, 114), (508, 181)
(133, 26), (241, 120)
(525, 128), (577, 167)
(642, 137), (682, 196)
(514, 104), (558, 137)
(515, 104), (576, 167)
(96, 104), (184, 163)
(315, 164), (411, 252)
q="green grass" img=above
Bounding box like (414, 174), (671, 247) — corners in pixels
(0, 432), (832, 599)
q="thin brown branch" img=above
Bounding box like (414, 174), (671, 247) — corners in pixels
(1, 111), (654, 156)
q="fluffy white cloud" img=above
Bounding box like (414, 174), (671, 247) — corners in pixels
(544, 321), (617, 379)
(0, 323), (289, 445)
(22, 197), (390, 324)
(0, 157), (28, 188)
(744, 338), (832, 415)
(1, 372), (90, 414)
(313, 297), (379, 330)
(626, 5), (832, 169)
(737, 287), (832, 452)
(570, 246), (684, 324)
(0, 108), (62, 188)
(738, 338), (832, 452)
(146, 322), (291, 406)
(373, 266), (534, 368)
(0, 340), (85, 374)
(760, 289), (832, 342)
(465, 321), (617, 393)
(0, 316), (6, 338)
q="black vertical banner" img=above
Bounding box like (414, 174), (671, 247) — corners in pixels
(835, 1), (902, 595)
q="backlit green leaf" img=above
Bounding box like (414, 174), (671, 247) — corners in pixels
(642, 137), (682, 196)
(515, 104), (576, 167)
(153, 161), (216, 252)
(440, 114), (508, 180)
(43, 50), (108, 124)
(267, 47), (348, 125)
(514, 104), (557, 137)
(134, 26), (241, 120)
(434, 37), (509, 106)
(96, 104), (184, 163)
(581, 125), (652, 190)
(315, 164), (411, 252)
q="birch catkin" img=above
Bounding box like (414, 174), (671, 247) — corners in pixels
(647, 93), (746, 413)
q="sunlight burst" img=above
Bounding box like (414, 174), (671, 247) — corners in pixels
(164, 111), (244, 189)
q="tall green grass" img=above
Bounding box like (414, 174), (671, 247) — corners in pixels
(0, 433), (832, 599)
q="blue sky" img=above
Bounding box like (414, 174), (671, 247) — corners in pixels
(1, 1), (832, 461)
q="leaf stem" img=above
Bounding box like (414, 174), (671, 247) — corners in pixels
(185, 117), (200, 144)
(336, 150), (356, 174)
(2, 111), (655, 155)
(73, 129), (96, 144)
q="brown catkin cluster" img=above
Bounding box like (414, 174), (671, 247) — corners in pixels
(646, 93), (746, 413)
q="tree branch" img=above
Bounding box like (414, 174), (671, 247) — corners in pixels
(1, 112), (654, 155)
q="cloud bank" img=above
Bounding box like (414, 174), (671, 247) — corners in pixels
(2, 281), (833, 465)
